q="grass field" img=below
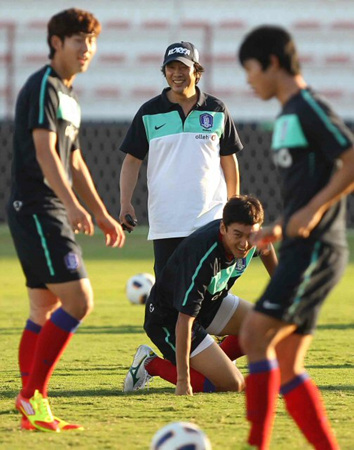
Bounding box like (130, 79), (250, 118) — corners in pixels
(0, 224), (353, 449)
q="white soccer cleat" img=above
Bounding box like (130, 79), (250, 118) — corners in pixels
(123, 344), (156, 392)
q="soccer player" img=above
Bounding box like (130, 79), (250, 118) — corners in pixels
(123, 195), (277, 395)
(119, 41), (242, 278)
(6, 8), (125, 432)
(237, 25), (354, 449)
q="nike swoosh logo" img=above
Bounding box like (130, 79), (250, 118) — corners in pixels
(263, 300), (281, 310)
(154, 124), (166, 130)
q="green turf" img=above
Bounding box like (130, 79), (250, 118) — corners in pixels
(0, 225), (353, 449)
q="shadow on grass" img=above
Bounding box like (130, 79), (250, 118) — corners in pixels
(319, 385), (354, 391)
(77, 325), (145, 335)
(307, 364), (353, 370)
(1, 383), (352, 412)
(0, 386), (174, 402)
(0, 325), (145, 335)
(317, 323), (354, 331)
(1, 322), (352, 336)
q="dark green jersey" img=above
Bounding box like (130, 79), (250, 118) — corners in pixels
(8, 65), (81, 214)
(271, 87), (354, 246)
(148, 220), (256, 328)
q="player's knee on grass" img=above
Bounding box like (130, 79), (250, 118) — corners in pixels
(215, 370), (245, 393)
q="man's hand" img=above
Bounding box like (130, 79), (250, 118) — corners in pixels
(67, 203), (94, 236)
(121, 214), (137, 233)
(286, 206), (323, 238)
(251, 224), (282, 251)
(119, 206), (137, 233)
(175, 379), (193, 396)
(95, 212), (126, 248)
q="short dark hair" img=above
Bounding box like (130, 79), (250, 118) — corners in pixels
(238, 25), (301, 75)
(222, 195), (264, 228)
(47, 8), (101, 59)
(161, 62), (205, 85)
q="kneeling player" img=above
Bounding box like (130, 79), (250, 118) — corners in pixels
(123, 195), (277, 395)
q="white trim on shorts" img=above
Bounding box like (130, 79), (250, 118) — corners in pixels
(190, 334), (215, 358)
(206, 293), (240, 335)
(190, 293), (240, 358)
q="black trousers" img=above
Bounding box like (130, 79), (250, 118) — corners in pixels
(153, 237), (185, 279)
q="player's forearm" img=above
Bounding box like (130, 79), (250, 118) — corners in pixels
(119, 154), (142, 207)
(306, 147), (354, 216)
(260, 244), (278, 277)
(71, 152), (108, 217)
(33, 129), (80, 211)
(175, 313), (193, 382)
(36, 146), (80, 210)
(221, 154), (240, 197)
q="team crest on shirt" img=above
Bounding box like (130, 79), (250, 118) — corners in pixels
(199, 113), (213, 129)
(236, 258), (246, 271)
(64, 252), (80, 270)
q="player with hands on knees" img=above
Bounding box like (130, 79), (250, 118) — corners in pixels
(123, 195), (277, 396)
(7, 8), (125, 433)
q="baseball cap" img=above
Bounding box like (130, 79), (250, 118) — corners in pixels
(162, 41), (200, 67)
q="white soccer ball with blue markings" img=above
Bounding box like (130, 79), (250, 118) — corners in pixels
(126, 273), (155, 305)
(150, 422), (212, 450)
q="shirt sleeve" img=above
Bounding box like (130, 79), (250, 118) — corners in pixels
(28, 79), (58, 133)
(219, 105), (243, 156)
(71, 92), (81, 152)
(119, 107), (149, 160)
(301, 95), (354, 162)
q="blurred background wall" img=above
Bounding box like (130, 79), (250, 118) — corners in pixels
(1, 0), (354, 224)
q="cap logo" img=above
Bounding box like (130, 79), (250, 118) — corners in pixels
(168, 47), (191, 56)
(200, 113), (213, 129)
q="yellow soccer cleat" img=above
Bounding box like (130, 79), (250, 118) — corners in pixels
(16, 390), (59, 432)
(21, 415), (84, 431)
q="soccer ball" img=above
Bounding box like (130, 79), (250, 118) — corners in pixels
(126, 273), (155, 305)
(150, 422), (212, 450)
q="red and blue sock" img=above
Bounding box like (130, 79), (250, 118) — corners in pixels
(19, 319), (42, 388)
(21, 308), (81, 398)
(219, 335), (244, 360)
(281, 373), (339, 450)
(145, 356), (216, 392)
(246, 359), (280, 449)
